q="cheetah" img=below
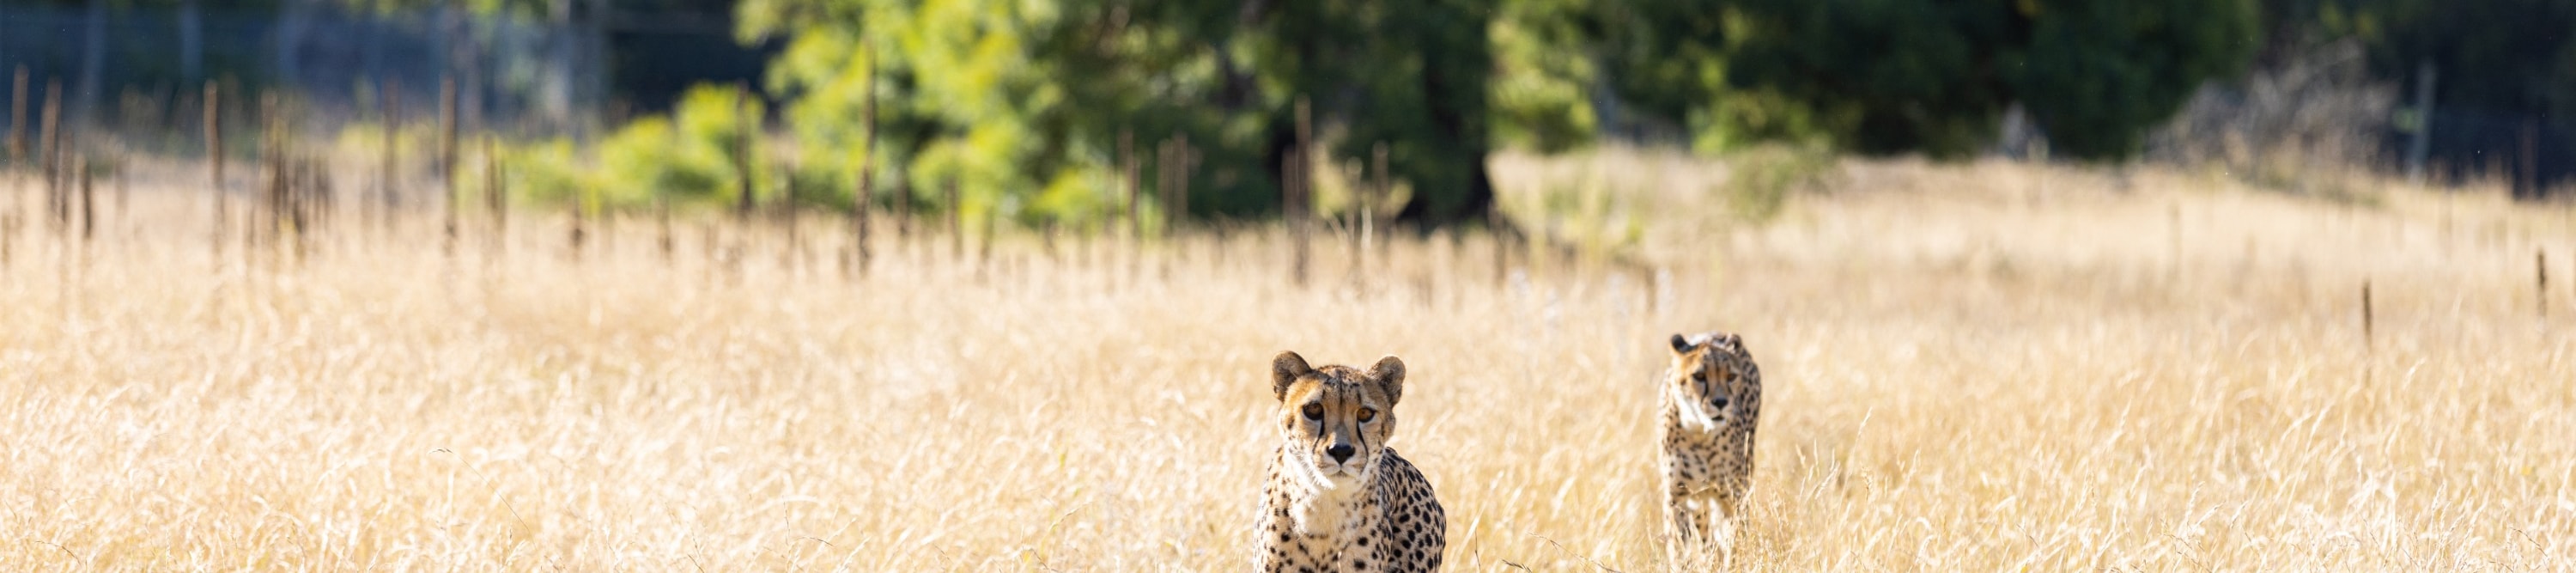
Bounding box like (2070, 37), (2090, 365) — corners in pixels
(1255, 351), (1446, 572)
(1659, 332), (1764, 569)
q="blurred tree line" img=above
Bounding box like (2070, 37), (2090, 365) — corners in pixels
(2274, 0), (2576, 197)
(708, 0), (1508, 227)
(2268, 0), (2576, 125)
(15, 0), (2573, 222)
(668, 0), (2270, 227)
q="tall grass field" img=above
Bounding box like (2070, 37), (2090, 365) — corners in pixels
(2, 152), (2570, 570)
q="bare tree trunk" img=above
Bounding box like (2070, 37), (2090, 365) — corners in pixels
(75, 0), (108, 125)
(543, 0), (574, 135)
(453, 9), (483, 142)
(275, 0), (315, 97)
(578, 0), (611, 144)
(179, 0), (205, 85)
(361, 0), (383, 86)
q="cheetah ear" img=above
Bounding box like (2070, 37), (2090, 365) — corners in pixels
(1367, 356), (1406, 404)
(1722, 333), (1745, 351)
(1271, 351), (1314, 401)
(1669, 333), (1693, 354)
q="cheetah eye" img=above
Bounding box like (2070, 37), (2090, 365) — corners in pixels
(1358, 407), (1377, 423)
(1690, 371), (1708, 382)
(1301, 403), (1323, 420)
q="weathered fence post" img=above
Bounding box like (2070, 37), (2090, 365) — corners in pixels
(206, 82), (224, 259)
(39, 81), (60, 236)
(2361, 280), (2375, 354)
(1492, 206), (1510, 287)
(487, 137), (507, 255)
(77, 155), (93, 244)
(381, 76), (400, 235)
(440, 77), (459, 257)
(656, 192), (673, 262)
(568, 186), (589, 262)
(734, 83), (755, 222)
(947, 174), (963, 263)
(1122, 130), (1140, 247)
(1157, 138), (1175, 241)
(7, 66), (24, 166)
(781, 161), (799, 272)
(896, 180), (912, 258)
(1370, 142), (1388, 258)
(1289, 96), (1312, 287)
(1175, 134), (1191, 237)
(851, 46), (877, 277)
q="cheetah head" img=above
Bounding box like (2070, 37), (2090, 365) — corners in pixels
(1667, 332), (1754, 433)
(1270, 351), (1406, 488)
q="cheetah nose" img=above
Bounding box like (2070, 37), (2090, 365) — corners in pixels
(1326, 444), (1356, 463)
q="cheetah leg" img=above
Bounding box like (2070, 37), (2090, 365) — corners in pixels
(1665, 502), (1716, 572)
(1710, 494), (1746, 570)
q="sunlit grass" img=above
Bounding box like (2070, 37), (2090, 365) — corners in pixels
(0, 155), (2569, 570)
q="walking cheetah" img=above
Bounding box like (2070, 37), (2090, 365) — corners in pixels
(1255, 351), (1446, 572)
(1660, 332), (1763, 569)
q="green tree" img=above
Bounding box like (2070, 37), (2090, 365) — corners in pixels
(1600, 0), (2258, 162)
(1491, 0), (1601, 153)
(2003, 0), (2260, 159)
(737, 0), (1503, 226)
(2355, 0), (2576, 197)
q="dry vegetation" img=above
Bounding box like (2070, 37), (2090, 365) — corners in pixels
(2, 150), (2572, 570)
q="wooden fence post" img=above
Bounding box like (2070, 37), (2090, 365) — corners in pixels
(947, 174), (963, 263)
(1122, 130), (1140, 247)
(487, 137), (507, 254)
(1371, 142), (1388, 255)
(851, 46), (877, 277)
(440, 77), (459, 257)
(1492, 206), (1510, 287)
(381, 76), (400, 235)
(734, 83), (755, 222)
(1175, 133), (1191, 236)
(206, 82), (224, 259)
(1289, 96), (1312, 287)
(2362, 280), (2375, 354)
(656, 192), (673, 262)
(781, 161), (799, 272)
(7, 66), (24, 165)
(77, 155), (93, 243)
(39, 81), (59, 236)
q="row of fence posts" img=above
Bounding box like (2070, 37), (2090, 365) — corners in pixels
(0, 68), (429, 271)
(2353, 247), (2558, 358)
(0, 67), (1639, 323)
(0, 67), (2000, 309)
(0, 67), (145, 260)
(27, 66), (2570, 346)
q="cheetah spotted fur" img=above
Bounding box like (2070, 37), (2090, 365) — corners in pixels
(1255, 351), (1445, 572)
(1660, 332), (1763, 569)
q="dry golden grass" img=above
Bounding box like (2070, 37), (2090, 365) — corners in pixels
(2, 154), (2572, 570)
